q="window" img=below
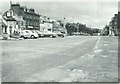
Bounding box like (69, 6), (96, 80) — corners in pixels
(21, 21), (23, 26)
(4, 27), (7, 33)
(16, 22), (19, 25)
(26, 31), (29, 33)
(48, 29), (51, 31)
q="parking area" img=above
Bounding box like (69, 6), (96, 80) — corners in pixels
(1, 36), (118, 82)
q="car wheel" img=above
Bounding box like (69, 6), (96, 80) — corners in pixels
(20, 36), (25, 39)
(52, 35), (56, 38)
(50, 35), (53, 38)
(31, 35), (35, 39)
(62, 35), (64, 38)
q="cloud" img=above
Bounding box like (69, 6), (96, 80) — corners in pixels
(118, 1), (120, 12)
(1, 0), (119, 2)
(1, 1), (118, 29)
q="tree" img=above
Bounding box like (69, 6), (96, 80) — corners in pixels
(65, 23), (73, 35)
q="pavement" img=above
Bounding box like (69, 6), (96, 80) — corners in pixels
(1, 36), (118, 82)
(0, 35), (2, 40)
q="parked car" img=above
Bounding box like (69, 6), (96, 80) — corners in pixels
(53, 31), (64, 37)
(20, 30), (39, 39)
(42, 31), (57, 38)
(33, 30), (44, 37)
(2, 32), (9, 40)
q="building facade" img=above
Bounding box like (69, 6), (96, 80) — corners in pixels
(118, 12), (120, 35)
(40, 16), (53, 33)
(118, 2), (120, 35)
(0, 13), (7, 35)
(3, 10), (17, 35)
(109, 14), (118, 36)
(11, 3), (40, 30)
(40, 15), (67, 34)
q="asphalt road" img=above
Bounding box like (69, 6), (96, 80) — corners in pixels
(1, 36), (118, 82)
(0, 38), (2, 83)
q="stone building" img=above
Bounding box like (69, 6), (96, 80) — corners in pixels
(2, 10), (17, 35)
(118, 1), (120, 35)
(40, 15), (67, 34)
(109, 14), (118, 36)
(0, 13), (7, 35)
(11, 3), (40, 30)
(40, 16), (53, 33)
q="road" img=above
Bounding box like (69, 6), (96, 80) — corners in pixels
(1, 36), (118, 82)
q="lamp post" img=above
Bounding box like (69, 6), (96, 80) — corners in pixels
(76, 22), (79, 35)
(63, 17), (67, 34)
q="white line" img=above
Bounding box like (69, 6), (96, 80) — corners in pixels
(94, 36), (101, 50)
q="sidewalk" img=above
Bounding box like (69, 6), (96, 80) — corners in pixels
(0, 35), (2, 40)
(0, 34), (25, 41)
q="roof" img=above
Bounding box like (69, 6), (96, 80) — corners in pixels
(5, 16), (16, 21)
(1, 22), (7, 27)
(14, 16), (25, 22)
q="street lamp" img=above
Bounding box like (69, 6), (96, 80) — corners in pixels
(77, 27), (79, 35)
(63, 18), (67, 34)
(76, 22), (79, 35)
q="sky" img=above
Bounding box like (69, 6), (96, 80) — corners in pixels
(0, 0), (119, 29)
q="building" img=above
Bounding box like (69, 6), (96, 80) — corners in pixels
(40, 16), (53, 33)
(118, 1), (120, 35)
(40, 15), (67, 34)
(109, 14), (118, 36)
(11, 3), (40, 30)
(3, 10), (17, 35)
(52, 19), (67, 33)
(118, 13), (120, 36)
(52, 20), (62, 31)
(0, 13), (7, 35)
(101, 25), (109, 36)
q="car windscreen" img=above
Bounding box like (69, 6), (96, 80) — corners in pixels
(31, 31), (35, 33)
(26, 31), (29, 33)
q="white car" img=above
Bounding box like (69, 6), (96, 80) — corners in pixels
(42, 31), (57, 38)
(53, 31), (64, 37)
(20, 30), (39, 39)
(33, 30), (44, 37)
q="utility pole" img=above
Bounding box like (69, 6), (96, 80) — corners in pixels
(77, 22), (79, 35)
(63, 17), (67, 34)
(63, 18), (65, 29)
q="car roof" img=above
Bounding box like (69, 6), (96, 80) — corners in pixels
(22, 30), (32, 32)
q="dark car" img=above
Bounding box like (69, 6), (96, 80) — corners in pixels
(33, 30), (44, 37)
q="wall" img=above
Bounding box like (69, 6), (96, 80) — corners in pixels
(6, 21), (16, 34)
(40, 23), (53, 32)
(11, 4), (40, 30)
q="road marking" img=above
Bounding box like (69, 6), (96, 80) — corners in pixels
(72, 69), (77, 72)
(79, 70), (83, 72)
(94, 49), (103, 53)
(58, 66), (63, 68)
(110, 50), (118, 53)
(102, 55), (107, 57)
(104, 43), (108, 46)
(93, 37), (103, 54)
(94, 37), (101, 50)
(88, 54), (95, 58)
(67, 68), (71, 71)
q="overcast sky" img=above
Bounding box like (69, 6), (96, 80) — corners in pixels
(0, 0), (119, 29)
